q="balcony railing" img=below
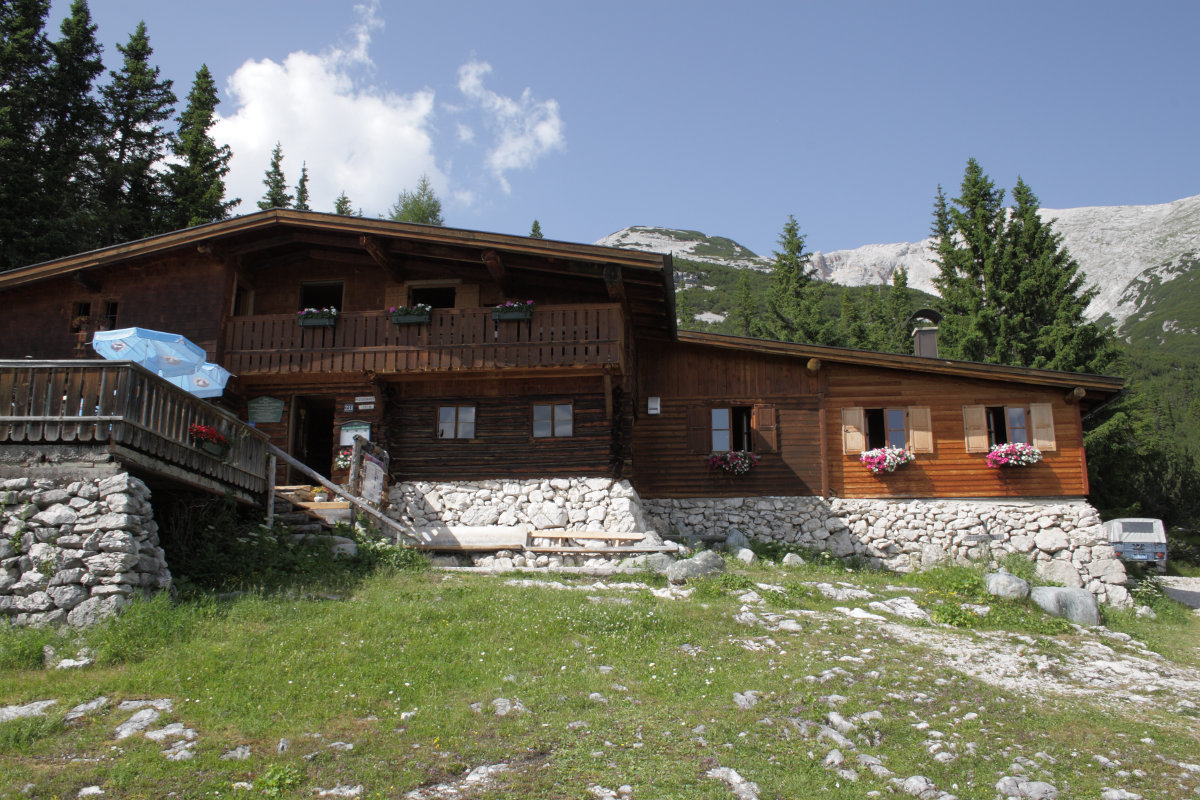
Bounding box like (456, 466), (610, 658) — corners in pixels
(223, 304), (624, 377)
(0, 360), (270, 501)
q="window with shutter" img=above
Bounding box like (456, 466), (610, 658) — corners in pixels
(841, 407), (865, 454)
(751, 404), (778, 453)
(908, 406), (933, 453)
(1029, 403), (1056, 451)
(686, 405), (709, 453)
(963, 405), (989, 452)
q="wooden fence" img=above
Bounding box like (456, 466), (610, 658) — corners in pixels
(0, 360), (270, 501)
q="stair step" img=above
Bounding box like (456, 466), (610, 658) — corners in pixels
(529, 531), (645, 542)
(524, 545), (676, 555)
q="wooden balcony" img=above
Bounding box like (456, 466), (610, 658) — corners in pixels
(223, 304), (625, 379)
(0, 361), (271, 503)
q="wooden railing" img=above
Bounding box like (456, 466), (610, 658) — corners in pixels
(0, 360), (270, 500)
(223, 304), (625, 376)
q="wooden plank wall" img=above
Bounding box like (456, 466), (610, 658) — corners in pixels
(825, 364), (1087, 499)
(384, 376), (614, 481)
(632, 341), (822, 497)
(0, 254), (228, 360)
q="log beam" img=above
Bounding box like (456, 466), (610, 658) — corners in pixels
(806, 358), (822, 375)
(482, 249), (507, 291)
(1065, 386), (1087, 404)
(361, 235), (405, 282)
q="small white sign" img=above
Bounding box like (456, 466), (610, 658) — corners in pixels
(358, 403), (375, 410)
(343, 403), (354, 412)
(354, 395), (374, 403)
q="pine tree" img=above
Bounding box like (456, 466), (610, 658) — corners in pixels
(838, 292), (870, 349)
(165, 64), (236, 229)
(97, 21), (176, 245)
(529, 219), (544, 239)
(878, 267), (914, 354)
(257, 142), (292, 210)
(931, 160), (1113, 374)
(388, 174), (443, 225)
(0, 0), (53, 269)
(333, 191), (360, 216)
(293, 162), (310, 210)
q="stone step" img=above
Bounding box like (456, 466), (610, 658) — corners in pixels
(529, 530), (645, 542)
(523, 545), (676, 555)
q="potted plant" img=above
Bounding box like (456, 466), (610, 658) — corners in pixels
(859, 446), (915, 475)
(188, 423), (229, 458)
(707, 450), (760, 476)
(297, 307), (338, 327)
(492, 299), (535, 321)
(986, 442), (1042, 468)
(388, 303), (432, 324)
(334, 446), (354, 471)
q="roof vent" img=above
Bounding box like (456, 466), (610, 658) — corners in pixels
(905, 308), (943, 358)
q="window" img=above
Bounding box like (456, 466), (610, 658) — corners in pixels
(533, 403), (573, 438)
(437, 405), (475, 439)
(687, 404), (777, 453)
(411, 286), (456, 309)
(842, 406), (933, 454)
(299, 281), (343, 311)
(964, 403), (1055, 452)
(103, 301), (119, 330)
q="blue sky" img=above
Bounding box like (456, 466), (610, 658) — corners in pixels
(47, 0), (1200, 255)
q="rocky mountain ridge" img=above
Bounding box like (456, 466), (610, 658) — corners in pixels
(596, 193), (1200, 329)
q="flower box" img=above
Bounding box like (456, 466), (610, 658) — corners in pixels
(298, 316), (336, 328)
(707, 450), (760, 475)
(390, 312), (431, 325)
(493, 300), (535, 321)
(860, 446), (915, 475)
(197, 440), (230, 458)
(188, 423), (229, 459)
(986, 442), (1042, 468)
(492, 309), (532, 321)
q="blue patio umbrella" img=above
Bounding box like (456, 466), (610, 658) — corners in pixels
(92, 327), (207, 378)
(163, 362), (231, 399)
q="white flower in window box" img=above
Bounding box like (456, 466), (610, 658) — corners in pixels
(859, 446), (915, 475)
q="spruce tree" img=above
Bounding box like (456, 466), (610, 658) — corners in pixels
(165, 64), (236, 229)
(529, 219), (544, 238)
(97, 21), (176, 245)
(879, 267), (914, 354)
(760, 214), (820, 342)
(257, 142), (292, 209)
(333, 191), (360, 216)
(729, 270), (756, 336)
(838, 292), (870, 349)
(388, 174), (443, 225)
(931, 160), (1113, 374)
(293, 162), (310, 210)
(0, 0), (52, 269)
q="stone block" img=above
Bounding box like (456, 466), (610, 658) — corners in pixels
(33, 504), (77, 527)
(1035, 558), (1083, 589)
(1034, 528), (1069, 553)
(1030, 586), (1099, 626)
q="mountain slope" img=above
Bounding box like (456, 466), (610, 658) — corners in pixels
(597, 193), (1200, 332)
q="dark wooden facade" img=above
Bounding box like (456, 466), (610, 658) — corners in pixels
(0, 211), (1122, 499)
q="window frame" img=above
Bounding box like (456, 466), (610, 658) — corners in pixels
(686, 403), (777, 454)
(842, 405), (934, 455)
(436, 404), (476, 440)
(964, 403), (1055, 452)
(532, 401), (574, 439)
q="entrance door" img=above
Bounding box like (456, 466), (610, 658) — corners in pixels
(294, 396), (336, 479)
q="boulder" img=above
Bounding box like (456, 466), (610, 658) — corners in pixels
(985, 569), (1030, 599)
(723, 528), (749, 552)
(666, 549), (726, 585)
(1036, 558), (1083, 588)
(1030, 586), (1100, 626)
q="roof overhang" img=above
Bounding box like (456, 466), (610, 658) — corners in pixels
(675, 330), (1124, 410)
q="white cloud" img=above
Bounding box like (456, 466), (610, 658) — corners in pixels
(213, 0), (441, 216)
(456, 60), (565, 193)
(456, 123), (475, 144)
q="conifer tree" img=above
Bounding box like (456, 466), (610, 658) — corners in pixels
(529, 219), (544, 238)
(838, 292), (870, 349)
(257, 142), (292, 210)
(333, 191), (360, 216)
(759, 214), (822, 342)
(293, 162), (310, 210)
(931, 159), (1113, 373)
(0, 0), (53, 269)
(165, 64), (236, 229)
(878, 267), (914, 354)
(97, 21), (176, 245)
(388, 174), (443, 225)
(729, 271), (756, 336)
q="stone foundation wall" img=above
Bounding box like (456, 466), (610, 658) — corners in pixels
(388, 477), (649, 533)
(641, 495), (1128, 605)
(1, 474), (172, 628)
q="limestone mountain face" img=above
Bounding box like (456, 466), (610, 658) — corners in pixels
(597, 193), (1200, 332)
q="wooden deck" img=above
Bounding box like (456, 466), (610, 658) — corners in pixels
(0, 360), (271, 503)
(222, 304), (625, 378)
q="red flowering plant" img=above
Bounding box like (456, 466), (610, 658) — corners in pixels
(859, 446), (915, 475)
(187, 424), (227, 446)
(708, 450), (760, 475)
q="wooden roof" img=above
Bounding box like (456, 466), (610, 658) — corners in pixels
(676, 330), (1124, 408)
(0, 209), (678, 339)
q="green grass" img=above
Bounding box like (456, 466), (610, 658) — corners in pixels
(2, 562), (1199, 799)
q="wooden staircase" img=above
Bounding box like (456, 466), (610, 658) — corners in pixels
(272, 485), (354, 534)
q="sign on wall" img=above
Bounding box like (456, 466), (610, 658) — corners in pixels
(247, 396), (285, 424)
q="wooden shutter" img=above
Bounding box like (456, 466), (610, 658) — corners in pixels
(1029, 402), (1056, 451)
(963, 405), (989, 452)
(686, 405), (710, 453)
(841, 407), (865, 454)
(751, 404), (778, 453)
(908, 406), (934, 453)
